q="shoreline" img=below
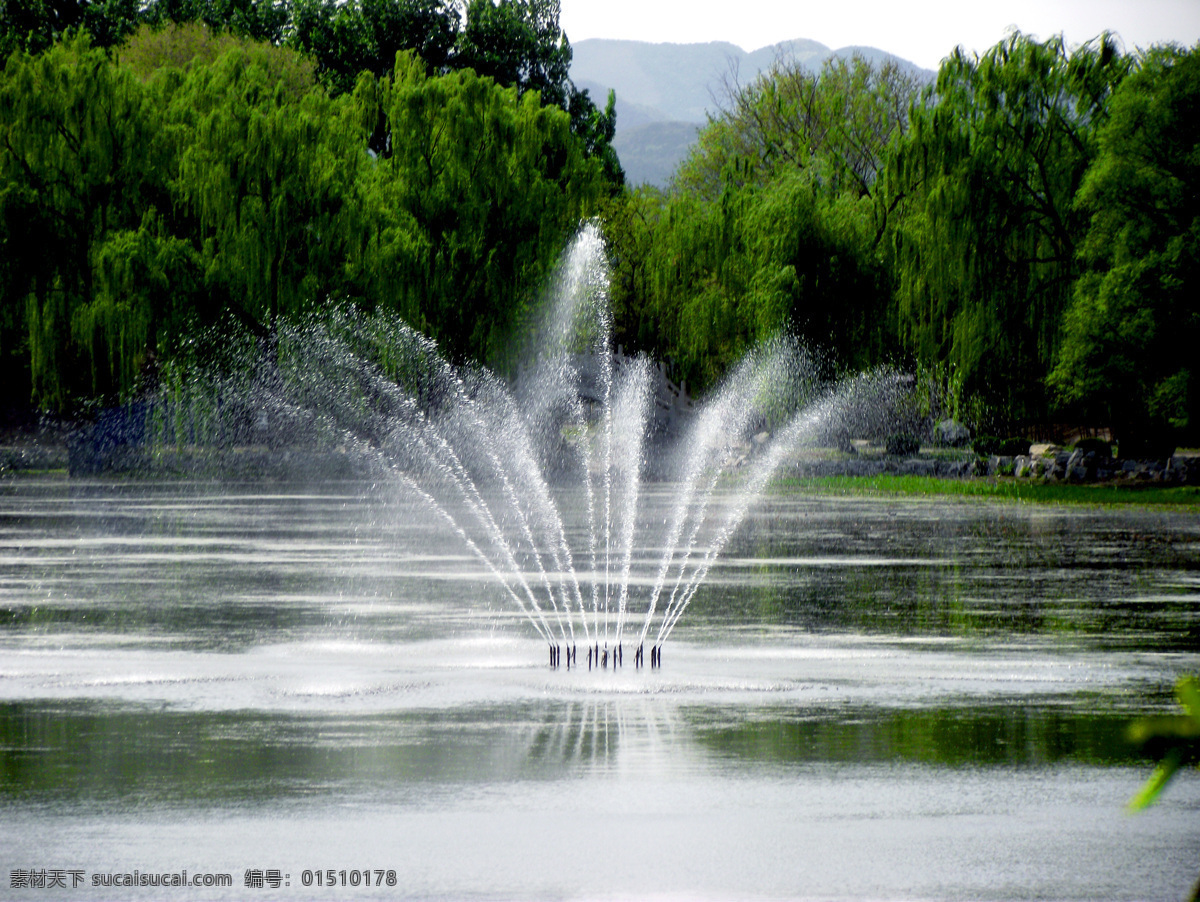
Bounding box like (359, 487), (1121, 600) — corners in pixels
(775, 472), (1200, 507)
(4, 441), (1198, 508)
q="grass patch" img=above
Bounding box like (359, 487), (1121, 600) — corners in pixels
(776, 474), (1200, 507)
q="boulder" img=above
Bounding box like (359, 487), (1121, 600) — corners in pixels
(988, 455), (1014, 476)
(945, 459), (974, 478)
(934, 419), (971, 447)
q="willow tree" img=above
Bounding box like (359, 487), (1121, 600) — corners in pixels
(359, 51), (608, 366)
(164, 41), (366, 328)
(604, 172), (889, 392)
(0, 35), (169, 407)
(603, 53), (909, 390)
(1050, 43), (1200, 451)
(676, 53), (924, 209)
(285, 0), (622, 184)
(882, 31), (1131, 427)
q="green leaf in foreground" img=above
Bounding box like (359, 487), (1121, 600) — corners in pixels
(1127, 676), (1200, 812)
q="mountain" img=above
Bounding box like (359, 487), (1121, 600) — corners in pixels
(611, 121), (701, 189)
(571, 37), (935, 187)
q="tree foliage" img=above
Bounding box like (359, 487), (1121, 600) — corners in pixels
(677, 52), (922, 210)
(454, 0), (568, 105)
(286, 0), (459, 94)
(3, 18), (1195, 444)
(357, 50), (609, 364)
(119, 19), (314, 85)
(138, 0), (289, 45)
(1, 0), (142, 58)
(604, 54), (907, 390)
(0, 35), (170, 405)
(606, 175), (888, 391)
(1050, 43), (1200, 446)
(165, 40), (363, 326)
(0, 26), (609, 410)
(882, 31), (1131, 427)
(2, 0), (622, 184)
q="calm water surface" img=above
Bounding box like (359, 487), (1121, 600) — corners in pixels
(1, 477), (1198, 900)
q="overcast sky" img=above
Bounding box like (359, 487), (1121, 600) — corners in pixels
(559, 0), (1200, 71)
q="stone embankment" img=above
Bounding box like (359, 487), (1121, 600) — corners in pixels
(996, 449), (1197, 484)
(0, 443), (67, 472)
(781, 456), (976, 479)
(3, 408), (1196, 486)
(777, 448), (1197, 484)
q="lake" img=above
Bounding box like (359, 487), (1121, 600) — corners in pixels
(1, 476), (1198, 900)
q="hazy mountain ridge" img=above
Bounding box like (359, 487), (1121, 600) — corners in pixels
(611, 121), (702, 188)
(571, 37), (935, 186)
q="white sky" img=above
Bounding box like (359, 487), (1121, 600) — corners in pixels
(559, 0), (1200, 71)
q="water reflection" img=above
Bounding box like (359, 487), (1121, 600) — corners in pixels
(0, 694), (1148, 808)
(3, 479), (1199, 899)
(698, 495), (1200, 648)
(3, 479), (1198, 650)
(0, 480), (488, 649)
(0, 699), (657, 804)
(688, 702), (1143, 768)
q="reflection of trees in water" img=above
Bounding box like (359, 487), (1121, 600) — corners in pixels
(521, 699), (682, 769)
(688, 704), (1143, 768)
(683, 499), (1199, 647)
(0, 700), (687, 804)
(0, 695), (1154, 807)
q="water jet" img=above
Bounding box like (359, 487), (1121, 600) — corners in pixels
(145, 223), (911, 666)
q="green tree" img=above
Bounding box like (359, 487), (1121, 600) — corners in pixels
(678, 52), (923, 216)
(1, 0), (142, 59)
(454, 0), (569, 107)
(287, 0), (621, 185)
(882, 31), (1131, 428)
(139, 0), (288, 45)
(118, 19), (311, 82)
(362, 51), (607, 365)
(596, 186), (665, 355)
(164, 40), (366, 327)
(81, 212), (203, 393)
(1, 0), (285, 61)
(0, 35), (170, 407)
(1049, 43), (1200, 451)
(603, 53), (905, 391)
(287, 0), (459, 95)
(605, 173), (887, 391)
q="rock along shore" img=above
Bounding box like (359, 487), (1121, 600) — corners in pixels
(2, 410), (1196, 486)
(778, 449), (1197, 485)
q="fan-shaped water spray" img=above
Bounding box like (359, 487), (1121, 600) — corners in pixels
(148, 223), (910, 667)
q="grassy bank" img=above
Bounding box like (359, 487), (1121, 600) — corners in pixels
(777, 474), (1200, 508)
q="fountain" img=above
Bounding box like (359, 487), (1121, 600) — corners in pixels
(144, 223), (910, 664)
(6, 221), (1196, 898)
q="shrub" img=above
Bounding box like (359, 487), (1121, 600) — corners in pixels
(998, 436), (1032, 457)
(886, 433), (921, 456)
(1073, 437), (1112, 458)
(973, 434), (999, 455)
(974, 435), (1031, 456)
(1116, 429), (1177, 460)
